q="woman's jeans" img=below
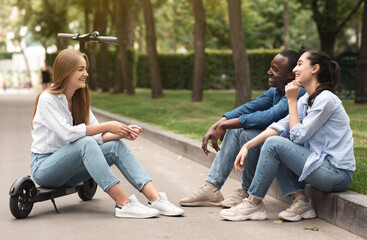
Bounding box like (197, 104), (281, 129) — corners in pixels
(206, 129), (263, 190)
(248, 136), (353, 199)
(31, 137), (151, 192)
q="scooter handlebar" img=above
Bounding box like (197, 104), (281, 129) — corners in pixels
(97, 36), (118, 44)
(57, 33), (118, 45)
(57, 33), (78, 40)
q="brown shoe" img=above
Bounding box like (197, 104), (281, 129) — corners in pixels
(221, 188), (249, 208)
(179, 182), (224, 207)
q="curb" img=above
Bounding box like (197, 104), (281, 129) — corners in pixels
(92, 107), (367, 239)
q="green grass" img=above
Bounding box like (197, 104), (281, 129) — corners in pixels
(91, 89), (367, 195)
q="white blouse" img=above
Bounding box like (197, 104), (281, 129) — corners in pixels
(31, 92), (103, 154)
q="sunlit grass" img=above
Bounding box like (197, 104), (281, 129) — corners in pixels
(91, 89), (367, 195)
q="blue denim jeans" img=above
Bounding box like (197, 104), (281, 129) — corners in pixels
(206, 129), (263, 190)
(248, 136), (353, 199)
(31, 137), (151, 192)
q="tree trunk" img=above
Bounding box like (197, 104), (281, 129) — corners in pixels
(311, 0), (363, 55)
(283, 0), (289, 50)
(319, 32), (337, 56)
(127, 7), (136, 48)
(141, 0), (164, 98)
(227, 0), (251, 107)
(114, 0), (135, 95)
(88, 8), (101, 91)
(98, 0), (110, 92)
(355, 0), (367, 103)
(84, 3), (90, 34)
(191, 0), (206, 102)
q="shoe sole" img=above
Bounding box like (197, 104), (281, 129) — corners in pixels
(220, 211), (267, 221)
(115, 212), (160, 219)
(179, 201), (222, 207)
(279, 209), (317, 222)
(159, 211), (185, 216)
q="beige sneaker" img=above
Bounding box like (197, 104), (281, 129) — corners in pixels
(278, 196), (316, 222)
(220, 198), (267, 221)
(179, 182), (224, 207)
(221, 188), (249, 208)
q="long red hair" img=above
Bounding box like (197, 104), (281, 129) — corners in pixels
(31, 49), (90, 129)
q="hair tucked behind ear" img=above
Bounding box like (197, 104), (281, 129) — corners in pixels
(306, 50), (340, 106)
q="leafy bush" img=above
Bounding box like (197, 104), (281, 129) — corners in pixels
(0, 52), (12, 60)
(47, 48), (281, 90)
(136, 49), (280, 90)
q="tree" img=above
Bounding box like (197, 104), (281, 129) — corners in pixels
(227, 0), (251, 107)
(94, 0), (110, 92)
(191, 0), (206, 102)
(299, 0), (363, 55)
(113, 0), (135, 95)
(355, 0), (367, 103)
(141, 0), (164, 98)
(283, 0), (289, 49)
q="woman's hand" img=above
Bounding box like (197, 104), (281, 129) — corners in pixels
(234, 146), (249, 171)
(125, 125), (143, 141)
(107, 121), (131, 137)
(285, 80), (300, 102)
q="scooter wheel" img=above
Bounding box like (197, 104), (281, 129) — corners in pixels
(78, 178), (97, 201)
(9, 181), (35, 219)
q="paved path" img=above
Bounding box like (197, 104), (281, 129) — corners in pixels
(0, 90), (363, 240)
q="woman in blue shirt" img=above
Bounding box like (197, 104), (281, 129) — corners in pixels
(220, 50), (355, 222)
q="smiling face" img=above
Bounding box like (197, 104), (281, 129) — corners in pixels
(66, 56), (88, 92)
(293, 52), (316, 86)
(267, 54), (293, 90)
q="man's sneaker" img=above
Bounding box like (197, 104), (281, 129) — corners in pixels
(278, 196), (316, 222)
(149, 192), (184, 216)
(221, 188), (249, 208)
(220, 198), (267, 221)
(179, 182), (224, 207)
(115, 194), (159, 219)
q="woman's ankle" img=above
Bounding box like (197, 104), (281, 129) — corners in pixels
(248, 195), (262, 204)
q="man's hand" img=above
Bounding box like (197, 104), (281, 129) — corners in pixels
(202, 122), (226, 154)
(210, 122), (226, 152)
(202, 124), (217, 155)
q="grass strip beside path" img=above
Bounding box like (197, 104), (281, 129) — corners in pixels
(91, 89), (367, 195)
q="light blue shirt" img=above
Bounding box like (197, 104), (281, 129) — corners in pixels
(269, 90), (355, 181)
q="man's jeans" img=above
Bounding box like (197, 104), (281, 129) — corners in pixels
(248, 136), (353, 199)
(206, 129), (263, 190)
(31, 137), (151, 192)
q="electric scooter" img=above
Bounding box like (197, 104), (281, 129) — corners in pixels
(8, 31), (118, 219)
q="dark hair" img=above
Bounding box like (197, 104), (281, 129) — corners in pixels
(279, 50), (300, 74)
(305, 50), (340, 106)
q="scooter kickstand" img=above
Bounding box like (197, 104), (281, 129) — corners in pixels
(50, 195), (60, 213)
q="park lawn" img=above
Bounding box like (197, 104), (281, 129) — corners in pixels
(90, 89), (367, 195)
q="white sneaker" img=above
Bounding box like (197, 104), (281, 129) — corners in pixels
(149, 192), (185, 216)
(278, 196), (316, 222)
(115, 194), (159, 218)
(220, 198), (267, 221)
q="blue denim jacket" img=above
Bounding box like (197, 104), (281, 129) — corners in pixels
(224, 87), (306, 129)
(269, 90), (355, 181)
